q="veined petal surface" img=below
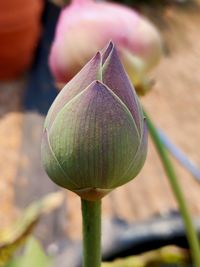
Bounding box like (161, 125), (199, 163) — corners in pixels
(49, 81), (140, 190)
(102, 43), (143, 134)
(45, 52), (102, 130)
(41, 129), (79, 189)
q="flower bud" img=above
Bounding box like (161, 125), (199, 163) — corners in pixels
(49, 0), (162, 94)
(42, 42), (147, 201)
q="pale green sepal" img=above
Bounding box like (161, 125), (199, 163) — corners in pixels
(74, 188), (112, 201)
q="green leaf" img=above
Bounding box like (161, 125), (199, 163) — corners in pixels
(6, 237), (52, 267)
(0, 191), (64, 266)
(5, 258), (23, 267)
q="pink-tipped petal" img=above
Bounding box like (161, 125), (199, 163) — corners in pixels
(45, 51), (102, 129)
(102, 44), (143, 133)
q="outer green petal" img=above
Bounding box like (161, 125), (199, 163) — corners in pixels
(45, 52), (102, 130)
(41, 128), (79, 190)
(112, 119), (148, 188)
(134, 120), (148, 171)
(49, 81), (140, 191)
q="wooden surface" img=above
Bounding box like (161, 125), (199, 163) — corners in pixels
(0, 2), (200, 242)
(0, 80), (24, 228)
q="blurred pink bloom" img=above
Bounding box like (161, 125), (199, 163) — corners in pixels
(49, 0), (162, 91)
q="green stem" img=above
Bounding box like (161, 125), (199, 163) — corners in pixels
(144, 110), (200, 267)
(81, 199), (101, 267)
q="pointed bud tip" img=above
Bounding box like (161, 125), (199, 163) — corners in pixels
(102, 41), (116, 64)
(93, 51), (101, 61)
(89, 80), (108, 92)
(107, 40), (115, 50)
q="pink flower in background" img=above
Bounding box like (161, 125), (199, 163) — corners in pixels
(49, 0), (162, 92)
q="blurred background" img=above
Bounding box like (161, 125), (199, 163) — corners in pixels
(0, 0), (200, 266)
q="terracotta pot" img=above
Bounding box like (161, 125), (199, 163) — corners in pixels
(0, 0), (43, 80)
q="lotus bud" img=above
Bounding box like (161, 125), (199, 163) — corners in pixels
(49, 0), (162, 94)
(42, 42), (147, 201)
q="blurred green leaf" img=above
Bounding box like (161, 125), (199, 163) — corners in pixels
(0, 191), (64, 267)
(6, 237), (52, 267)
(5, 259), (22, 267)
